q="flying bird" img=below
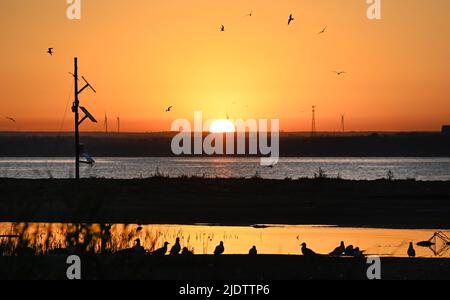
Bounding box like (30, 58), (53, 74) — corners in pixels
(288, 14), (295, 25)
(334, 71), (347, 76)
(318, 27), (327, 34)
(47, 48), (54, 56)
(246, 11), (253, 17)
(166, 106), (173, 112)
(221, 25), (225, 32)
(6, 117), (16, 123)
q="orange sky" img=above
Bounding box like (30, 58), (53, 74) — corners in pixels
(0, 0), (449, 132)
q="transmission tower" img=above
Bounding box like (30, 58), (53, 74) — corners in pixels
(311, 106), (316, 136)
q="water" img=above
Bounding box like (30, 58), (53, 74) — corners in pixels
(1, 223), (449, 258)
(0, 157), (449, 180)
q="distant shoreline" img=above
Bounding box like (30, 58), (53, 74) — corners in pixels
(1, 132), (449, 157)
(1, 178), (449, 229)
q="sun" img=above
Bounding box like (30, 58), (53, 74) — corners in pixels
(209, 120), (236, 133)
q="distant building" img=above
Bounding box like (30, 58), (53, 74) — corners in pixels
(443, 126), (450, 136)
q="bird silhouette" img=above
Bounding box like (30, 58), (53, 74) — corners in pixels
(249, 246), (258, 256)
(134, 238), (146, 254)
(288, 14), (295, 25)
(47, 48), (54, 56)
(166, 106), (173, 112)
(170, 238), (181, 255)
(301, 243), (317, 257)
(214, 241), (225, 255)
(344, 245), (355, 256)
(408, 242), (416, 258)
(329, 241), (345, 256)
(334, 71), (346, 76)
(182, 247), (194, 256)
(5, 117), (16, 123)
(221, 25), (225, 32)
(152, 242), (169, 256)
(318, 27), (327, 34)
(246, 11), (253, 17)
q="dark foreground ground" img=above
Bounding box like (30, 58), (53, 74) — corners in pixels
(0, 178), (450, 228)
(1, 255), (449, 280)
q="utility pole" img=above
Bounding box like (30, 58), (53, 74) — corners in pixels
(73, 58), (80, 180)
(71, 57), (97, 180)
(105, 114), (108, 134)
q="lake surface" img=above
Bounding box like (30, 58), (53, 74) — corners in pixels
(0, 157), (449, 181)
(1, 223), (449, 258)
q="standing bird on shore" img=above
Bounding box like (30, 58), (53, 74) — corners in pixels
(288, 14), (295, 25)
(182, 247), (194, 256)
(344, 245), (356, 256)
(301, 243), (317, 257)
(214, 241), (225, 256)
(249, 246), (258, 256)
(329, 241), (345, 256)
(134, 238), (146, 254)
(152, 242), (169, 256)
(170, 238), (181, 255)
(47, 48), (54, 56)
(408, 242), (416, 258)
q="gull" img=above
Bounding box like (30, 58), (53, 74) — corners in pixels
(170, 238), (181, 255)
(301, 243), (317, 257)
(318, 27), (327, 34)
(47, 48), (54, 56)
(152, 242), (169, 256)
(214, 241), (225, 256)
(329, 241), (345, 256)
(334, 71), (347, 76)
(6, 117), (16, 123)
(408, 242), (416, 258)
(166, 106), (173, 112)
(288, 14), (295, 25)
(182, 247), (194, 256)
(249, 246), (258, 256)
